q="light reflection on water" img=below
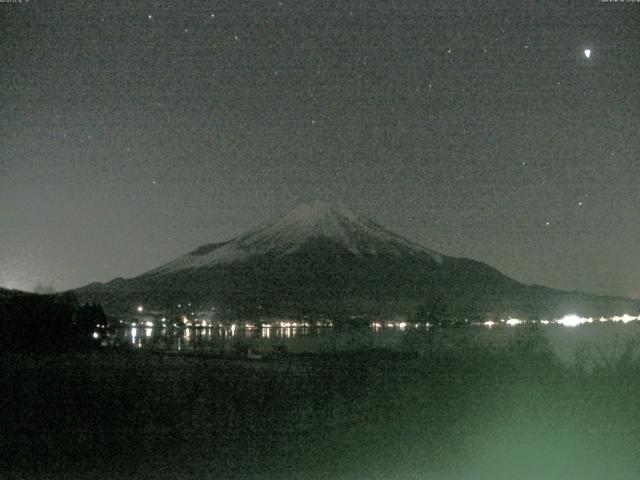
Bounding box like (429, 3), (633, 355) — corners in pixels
(120, 323), (352, 353)
(119, 319), (416, 352)
(113, 320), (640, 365)
(262, 325), (271, 338)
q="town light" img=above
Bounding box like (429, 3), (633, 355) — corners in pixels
(557, 314), (583, 327)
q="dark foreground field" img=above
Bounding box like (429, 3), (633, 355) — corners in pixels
(3, 327), (640, 479)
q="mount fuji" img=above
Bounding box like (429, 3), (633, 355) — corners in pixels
(75, 201), (637, 320)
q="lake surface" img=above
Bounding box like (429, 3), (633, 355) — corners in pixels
(9, 320), (640, 480)
(111, 321), (640, 366)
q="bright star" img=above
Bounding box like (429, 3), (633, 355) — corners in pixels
(584, 49), (591, 59)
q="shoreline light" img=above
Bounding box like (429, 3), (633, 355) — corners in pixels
(557, 314), (585, 327)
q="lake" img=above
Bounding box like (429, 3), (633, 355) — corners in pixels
(7, 319), (640, 479)
(111, 320), (640, 366)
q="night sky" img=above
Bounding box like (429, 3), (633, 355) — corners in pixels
(2, 0), (640, 297)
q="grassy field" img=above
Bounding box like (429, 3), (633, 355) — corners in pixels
(3, 326), (640, 479)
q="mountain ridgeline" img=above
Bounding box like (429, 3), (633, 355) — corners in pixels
(75, 202), (638, 320)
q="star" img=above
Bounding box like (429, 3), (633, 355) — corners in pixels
(148, 14), (152, 20)
(584, 48), (592, 59)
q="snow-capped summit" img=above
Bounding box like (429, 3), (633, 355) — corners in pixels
(145, 201), (443, 276)
(242, 200), (364, 249)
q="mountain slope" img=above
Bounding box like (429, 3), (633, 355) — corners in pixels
(75, 202), (639, 319)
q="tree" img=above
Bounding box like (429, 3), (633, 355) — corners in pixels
(73, 303), (107, 337)
(0, 292), (79, 351)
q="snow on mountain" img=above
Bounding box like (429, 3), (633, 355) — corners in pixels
(75, 201), (640, 319)
(145, 201), (443, 276)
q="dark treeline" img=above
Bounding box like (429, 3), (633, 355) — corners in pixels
(0, 291), (106, 351)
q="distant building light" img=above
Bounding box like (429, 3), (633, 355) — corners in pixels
(557, 315), (583, 327)
(557, 315), (594, 327)
(622, 314), (637, 323)
(137, 305), (144, 313)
